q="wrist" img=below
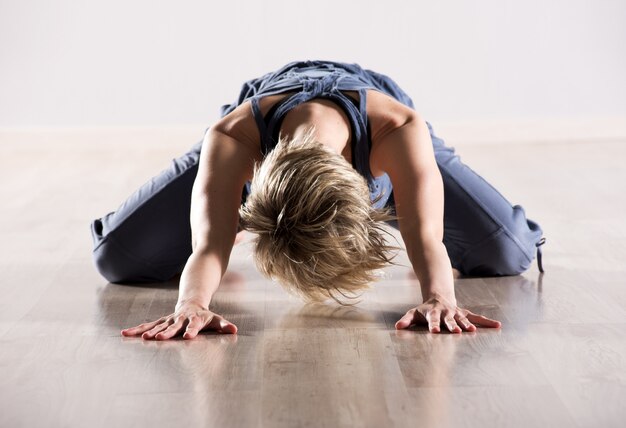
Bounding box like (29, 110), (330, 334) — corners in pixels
(176, 296), (210, 311)
(421, 290), (457, 305)
(406, 241), (457, 304)
(177, 252), (223, 311)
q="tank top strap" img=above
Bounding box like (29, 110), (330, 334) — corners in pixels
(265, 92), (314, 146)
(331, 88), (373, 182)
(249, 98), (273, 155)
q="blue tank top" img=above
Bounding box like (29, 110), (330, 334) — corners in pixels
(220, 60), (416, 209)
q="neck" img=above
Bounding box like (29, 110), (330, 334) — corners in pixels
(278, 100), (353, 161)
(290, 123), (351, 164)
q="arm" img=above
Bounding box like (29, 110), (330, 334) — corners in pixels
(122, 123), (258, 340)
(375, 112), (454, 303)
(374, 112), (501, 333)
(178, 126), (256, 309)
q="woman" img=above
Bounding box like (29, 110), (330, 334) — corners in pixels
(91, 60), (545, 340)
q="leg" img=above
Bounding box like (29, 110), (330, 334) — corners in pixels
(90, 138), (204, 283)
(428, 122), (545, 276)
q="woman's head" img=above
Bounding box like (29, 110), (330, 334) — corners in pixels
(239, 129), (397, 303)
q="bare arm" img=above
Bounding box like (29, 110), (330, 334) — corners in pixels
(375, 112), (455, 304)
(177, 126), (257, 309)
(373, 108), (501, 333)
(121, 119), (259, 340)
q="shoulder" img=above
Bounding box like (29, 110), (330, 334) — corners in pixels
(364, 89), (422, 175)
(365, 89), (418, 140)
(211, 92), (296, 154)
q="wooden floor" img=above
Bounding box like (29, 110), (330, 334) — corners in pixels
(1, 130), (625, 428)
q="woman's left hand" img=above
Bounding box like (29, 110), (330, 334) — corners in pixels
(395, 296), (502, 333)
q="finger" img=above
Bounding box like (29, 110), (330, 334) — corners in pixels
(444, 316), (462, 334)
(121, 318), (164, 337)
(183, 315), (206, 340)
(395, 309), (417, 330)
(206, 314), (238, 334)
(454, 314), (477, 332)
(155, 317), (187, 340)
(426, 310), (441, 333)
(466, 312), (502, 328)
(142, 321), (171, 340)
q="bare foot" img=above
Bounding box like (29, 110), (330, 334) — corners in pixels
(452, 268), (462, 279)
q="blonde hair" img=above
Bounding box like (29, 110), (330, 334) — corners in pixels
(239, 129), (398, 303)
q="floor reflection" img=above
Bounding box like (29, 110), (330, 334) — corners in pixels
(485, 273), (546, 330)
(393, 329), (464, 426)
(95, 277), (180, 331)
(95, 264), (549, 426)
(269, 302), (378, 329)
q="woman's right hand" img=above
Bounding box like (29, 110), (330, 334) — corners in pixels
(121, 302), (238, 340)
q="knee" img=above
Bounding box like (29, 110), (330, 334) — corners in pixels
(462, 206), (544, 277)
(91, 219), (171, 283)
(459, 228), (533, 277)
(92, 237), (164, 283)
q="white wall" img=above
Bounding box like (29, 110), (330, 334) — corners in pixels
(1, 0), (625, 130)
